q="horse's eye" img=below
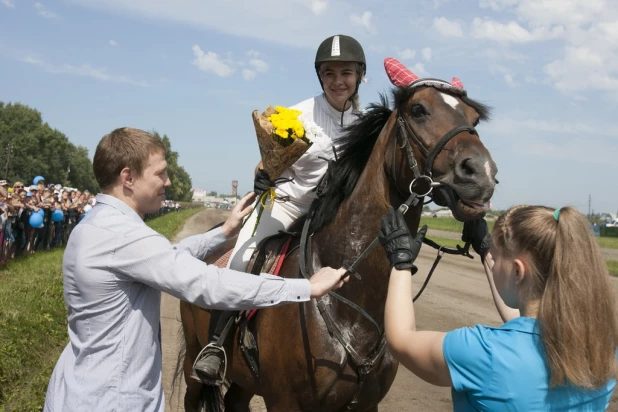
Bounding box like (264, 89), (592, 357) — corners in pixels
(410, 104), (427, 118)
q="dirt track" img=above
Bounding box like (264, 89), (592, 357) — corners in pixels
(161, 209), (618, 411)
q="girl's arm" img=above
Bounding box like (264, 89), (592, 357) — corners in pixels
(483, 252), (520, 323)
(385, 268), (452, 387)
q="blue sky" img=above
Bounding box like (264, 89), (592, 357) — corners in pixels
(1, 0), (617, 214)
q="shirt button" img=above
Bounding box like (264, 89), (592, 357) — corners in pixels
(271, 300), (274, 303)
(297, 296), (300, 299)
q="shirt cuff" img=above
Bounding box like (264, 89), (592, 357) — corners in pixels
(284, 278), (311, 302)
(207, 226), (227, 244)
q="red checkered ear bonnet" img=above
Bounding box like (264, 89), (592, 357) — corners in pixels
(384, 57), (466, 95)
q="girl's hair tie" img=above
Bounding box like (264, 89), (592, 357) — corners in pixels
(553, 209), (560, 222)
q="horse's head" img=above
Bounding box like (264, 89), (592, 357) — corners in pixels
(385, 57), (497, 221)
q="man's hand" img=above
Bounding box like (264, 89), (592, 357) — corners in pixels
(309, 267), (349, 298)
(379, 207), (426, 274)
(221, 192), (257, 238)
(461, 219), (491, 261)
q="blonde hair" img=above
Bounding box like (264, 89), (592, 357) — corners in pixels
(493, 205), (618, 388)
(93, 127), (166, 190)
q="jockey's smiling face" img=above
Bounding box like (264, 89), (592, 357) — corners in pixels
(319, 61), (359, 112)
(130, 150), (171, 216)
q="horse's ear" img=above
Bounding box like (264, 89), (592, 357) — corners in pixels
(384, 57), (419, 88)
(451, 77), (464, 89)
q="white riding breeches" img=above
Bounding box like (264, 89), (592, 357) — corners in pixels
(227, 200), (309, 272)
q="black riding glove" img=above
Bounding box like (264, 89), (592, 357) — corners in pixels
(461, 219), (491, 261)
(254, 169), (274, 196)
(379, 207), (427, 274)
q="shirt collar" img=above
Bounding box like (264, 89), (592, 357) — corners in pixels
(95, 194), (143, 223)
(500, 316), (539, 335)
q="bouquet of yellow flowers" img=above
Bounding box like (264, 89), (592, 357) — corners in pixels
(252, 105), (313, 179)
(252, 105), (319, 213)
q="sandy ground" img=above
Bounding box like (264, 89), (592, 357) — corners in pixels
(161, 209), (618, 411)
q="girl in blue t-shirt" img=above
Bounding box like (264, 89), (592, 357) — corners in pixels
(379, 205), (617, 411)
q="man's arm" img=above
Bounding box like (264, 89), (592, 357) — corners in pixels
(113, 227), (310, 310)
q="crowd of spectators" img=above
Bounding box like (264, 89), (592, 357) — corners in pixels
(0, 176), (181, 265)
(0, 175), (95, 264)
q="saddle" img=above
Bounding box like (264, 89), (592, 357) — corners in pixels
(205, 229), (301, 381)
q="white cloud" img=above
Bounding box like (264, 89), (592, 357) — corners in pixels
(249, 59), (269, 73)
(1, 0), (14, 9)
(109, 40), (118, 47)
(64, 0), (347, 49)
(515, 0), (606, 28)
(20, 55), (149, 87)
(309, 0), (327, 15)
(191, 45), (234, 77)
(489, 64), (518, 87)
(471, 0), (618, 96)
(191, 46), (269, 80)
(544, 45), (618, 93)
(411, 63), (429, 77)
(422, 47), (432, 61)
(350, 11), (376, 34)
(397, 48), (416, 60)
(478, 0), (518, 11)
(513, 136), (617, 166)
(242, 69), (257, 81)
(34, 2), (58, 18)
(485, 115), (611, 137)
(433, 17), (464, 37)
(471, 17), (564, 43)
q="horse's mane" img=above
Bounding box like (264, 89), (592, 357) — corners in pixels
(308, 94), (392, 233)
(308, 87), (491, 234)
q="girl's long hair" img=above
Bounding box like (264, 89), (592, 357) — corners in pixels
(493, 205), (618, 388)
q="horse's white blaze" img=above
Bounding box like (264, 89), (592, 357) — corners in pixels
(440, 92), (459, 110)
(484, 161), (492, 178)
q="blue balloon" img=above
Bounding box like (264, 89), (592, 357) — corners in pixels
(33, 175), (45, 185)
(37, 208), (44, 216)
(52, 209), (64, 222)
(29, 212), (44, 228)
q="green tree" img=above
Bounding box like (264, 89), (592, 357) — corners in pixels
(152, 131), (193, 201)
(0, 102), (99, 192)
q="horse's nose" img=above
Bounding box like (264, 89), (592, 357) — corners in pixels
(455, 156), (494, 184)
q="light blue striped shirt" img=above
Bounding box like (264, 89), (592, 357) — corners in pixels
(44, 194), (311, 411)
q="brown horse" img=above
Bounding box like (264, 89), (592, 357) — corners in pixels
(179, 61), (498, 411)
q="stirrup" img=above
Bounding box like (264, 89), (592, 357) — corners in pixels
(191, 343), (228, 386)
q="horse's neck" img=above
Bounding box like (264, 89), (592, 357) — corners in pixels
(312, 116), (423, 308)
(313, 120), (417, 318)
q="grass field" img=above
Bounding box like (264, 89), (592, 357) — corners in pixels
(598, 237), (618, 250)
(0, 206), (203, 411)
(420, 216), (495, 233)
(427, 239), (618, 277)
(422, 217), (618, 250)
(608, 260), (618, 276)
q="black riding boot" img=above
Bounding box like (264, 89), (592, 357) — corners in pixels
(192, 309), (236, 385)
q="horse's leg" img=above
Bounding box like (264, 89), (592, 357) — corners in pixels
(223, 382), (253, 412)
(181, 300), (207, 412)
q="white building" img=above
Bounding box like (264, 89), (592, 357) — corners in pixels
(192, 189), (207, 203)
